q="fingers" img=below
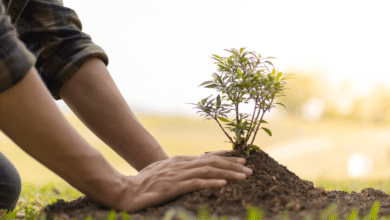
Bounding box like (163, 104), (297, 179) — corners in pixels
(200, 150), (247, 165)
(180, 157), (252, 182)
(176, 178), (227, 198)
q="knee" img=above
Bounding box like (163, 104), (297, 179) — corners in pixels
(0, 165), (22, 212)
(7, 167), (22, 211)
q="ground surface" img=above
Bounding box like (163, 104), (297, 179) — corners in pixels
(4, 114), (390, 183)
(41, 149), (390, 220)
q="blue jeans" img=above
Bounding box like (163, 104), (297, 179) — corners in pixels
(0, 152), (21, 212)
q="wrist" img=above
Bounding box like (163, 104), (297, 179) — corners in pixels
(72, 154), (128, 210)
(112, 175), (139, 212)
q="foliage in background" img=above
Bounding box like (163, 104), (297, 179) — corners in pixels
(188, 47), (289, 156)
(276, 69), (390, 124)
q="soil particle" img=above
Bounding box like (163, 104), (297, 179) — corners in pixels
(41, 149), (390, 220)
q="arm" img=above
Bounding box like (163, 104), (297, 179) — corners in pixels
(58, 58), (169, 172)
(0, 66), (130, 208)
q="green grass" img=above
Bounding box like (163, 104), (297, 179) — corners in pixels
(314, 179), (390, 194)
(1, 180), (390, 220)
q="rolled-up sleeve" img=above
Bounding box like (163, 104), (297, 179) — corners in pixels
(15, 0), (109, 100)
(0, 1), (36, 95)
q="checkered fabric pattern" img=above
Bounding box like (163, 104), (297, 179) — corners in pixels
(0, 0), (109, 100)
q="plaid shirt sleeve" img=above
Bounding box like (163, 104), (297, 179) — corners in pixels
(0, 0), (36, 95)
(14, 0), (109, 100)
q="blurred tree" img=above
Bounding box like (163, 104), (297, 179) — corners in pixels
(276, 67), (390, 124)
(355, 84), (390, 123)
(276, 69), (326, 117)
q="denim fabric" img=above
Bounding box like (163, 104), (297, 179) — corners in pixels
(0, 151), (21, 212)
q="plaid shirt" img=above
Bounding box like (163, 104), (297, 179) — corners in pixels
(0, 0), (109, 100)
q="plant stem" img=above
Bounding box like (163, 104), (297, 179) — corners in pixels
(247, 97), (263, 145)
(250, 99), (274, 147)
(236, 100), (239, 134)
(213, 113), (234, 144)
(244, 97), (259, 146)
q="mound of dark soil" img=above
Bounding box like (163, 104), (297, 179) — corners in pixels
(40, 149), (390, 220)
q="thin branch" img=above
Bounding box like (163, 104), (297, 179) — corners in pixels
(247, 96), (264, 145)
(235, 100), (239, 136)
(244, 96), (259, 146)
(250, 99), (274, 147)
(213, 112), (234, 144)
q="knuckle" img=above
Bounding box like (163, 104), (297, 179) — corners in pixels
(208, 156), (221, 165)
(204, 165), (213, 173)
(168, 169), (179, 178)
(208, 157), (221, 167)
(174, 155), (194, 161)
(194, 178), (205, 188)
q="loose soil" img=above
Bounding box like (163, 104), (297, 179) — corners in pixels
(40, 149), (390, 220)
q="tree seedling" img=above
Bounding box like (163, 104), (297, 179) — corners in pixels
(188, 47), (290, 156)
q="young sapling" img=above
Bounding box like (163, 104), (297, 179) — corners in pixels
(188, 47), (289, 156)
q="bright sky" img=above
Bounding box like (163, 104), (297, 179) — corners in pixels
(56, 0), (390, 117)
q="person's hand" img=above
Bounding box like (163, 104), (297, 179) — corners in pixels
(116, 150), (253, 213)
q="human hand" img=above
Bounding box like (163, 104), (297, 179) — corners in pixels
(115, 151), (252, 213)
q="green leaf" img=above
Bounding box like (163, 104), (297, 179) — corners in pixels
(211, 57), (224, 63)
(264, 60), (274, 67)
(276, 102), (286, 108)
(205, 84), (218, 88)
(218, 116), (230, 122)
(237, 69), (242, 76)
(345, 209), (358, 220)
(249, 145), (260, 151)
(239, 47), (245, 53)
(260, 119), (268, 124)
(201, 95), (213, 104)
(231, 48), (240, 56)
(198, 80), (213, 87)
(262, 127), (272, 136)
(216, 94), (221, 108)
(226, 122), (236, 126)
(235, 130), (242, 140)
(218, 64), (226, 70)
(212, 54), (223, 60)
(276, 72), (282, 81)
(107, 210), (117, 220)
(368, 201), (380, 220)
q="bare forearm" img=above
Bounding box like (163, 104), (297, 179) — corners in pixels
(59, 58), (169, 172)
(0, 67), (125, 207)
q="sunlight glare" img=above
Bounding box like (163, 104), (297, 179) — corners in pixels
(302, 98), (324, 122)
(347, 152), (373, 178)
